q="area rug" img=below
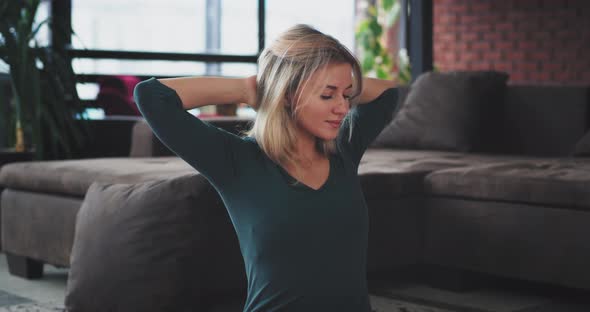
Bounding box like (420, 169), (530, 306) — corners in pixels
(371, 283), (590, 312)
(3, 287), (588, 312)
(0, 303), (64, 312)
(0, 290), (31, 308)
(0, 290), (64, 312)
(0, 289), (457, 312)
(369, 295), (456, 312)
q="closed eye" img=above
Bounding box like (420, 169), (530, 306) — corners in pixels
(321, 95), (352, 100)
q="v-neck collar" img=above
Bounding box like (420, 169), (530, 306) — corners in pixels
(275, 154), (334, 192)
(245, 136), (335, 192)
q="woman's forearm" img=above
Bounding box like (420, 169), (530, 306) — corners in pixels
(157, 76), (394, 110)
(157, 76), (250, 110)
(358, 78), (397, 104)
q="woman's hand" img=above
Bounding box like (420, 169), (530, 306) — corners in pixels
(242, 75), (258, 110)
(158, 76), (255, 110)
(359, 78), (397, 104)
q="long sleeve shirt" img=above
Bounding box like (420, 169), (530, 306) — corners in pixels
(134, 77), (398, 312)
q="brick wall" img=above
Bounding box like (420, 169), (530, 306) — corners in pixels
(433, 0), (590, 85)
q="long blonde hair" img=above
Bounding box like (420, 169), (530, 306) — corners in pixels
(243, 24), (362, 179)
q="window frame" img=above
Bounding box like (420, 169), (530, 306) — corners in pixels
(52, 0), (266, 81)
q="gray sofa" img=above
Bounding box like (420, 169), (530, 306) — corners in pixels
(1, 82), (590, 301)
(0, 116), (251, 278)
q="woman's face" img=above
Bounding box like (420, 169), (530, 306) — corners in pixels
(291, 62), (353, 141)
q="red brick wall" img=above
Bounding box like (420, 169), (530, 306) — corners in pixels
(433, 0), (590, 85)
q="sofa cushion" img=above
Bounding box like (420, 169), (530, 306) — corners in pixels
(357, 148), (527, 199)
(65, 175), (246, 311)
(372, 71), (509, 152)
(572, 130), (590, 157)
(0, 157), (194, 197)
(502, 85), (590, 157)
(425, 158), (590, 209)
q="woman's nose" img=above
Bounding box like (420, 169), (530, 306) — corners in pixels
(334, 97), (349, 113)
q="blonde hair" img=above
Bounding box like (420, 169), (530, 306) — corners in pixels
(243, 24), (362, 182)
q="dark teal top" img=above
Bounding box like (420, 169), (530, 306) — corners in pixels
(134, 78), (398, 312)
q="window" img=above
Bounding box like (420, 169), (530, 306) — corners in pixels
(71, 0), (258, 55)
(67, 1), (356, 116)
(71, 0), (259, 78)
(266, 0), (356, 52)
(70, 1), (356, 77)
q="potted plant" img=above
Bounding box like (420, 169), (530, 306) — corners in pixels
(355, 0), (412, 84)
(0, 0), (90, 160)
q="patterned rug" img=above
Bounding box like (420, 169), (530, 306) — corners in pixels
(3, 288), (588, 312)
(370, 295), (455, 312)
(0, 290), (64, 312)
(0, 303), (64, 312)
(0, 289), (454, 312)
(370, 284), (590, 312)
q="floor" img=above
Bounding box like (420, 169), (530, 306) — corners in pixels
(1, 253), (590, 312)
(0, 254), (67, 306)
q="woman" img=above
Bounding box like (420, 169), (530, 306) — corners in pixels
(134, 24), (399, 312)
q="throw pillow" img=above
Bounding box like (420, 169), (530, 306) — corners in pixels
(65, 175), (212, 312)
(372, 71), (509, 152)
(572, 131), (590, 157)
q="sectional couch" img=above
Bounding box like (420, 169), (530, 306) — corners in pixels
(1, 72), (590, 305)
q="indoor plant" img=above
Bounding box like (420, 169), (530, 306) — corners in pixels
(0, 0), (90, 160)
(355, 0), (411, 84)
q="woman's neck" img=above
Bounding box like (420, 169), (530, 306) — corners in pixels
(293, 134), (326, 167)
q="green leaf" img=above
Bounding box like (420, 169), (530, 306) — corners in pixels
(29, 17), (49, 41)
(386, 1), (401, 27)
(376, 66), (389, 80)
(372, 40), (382, 55)
(398, 64), (412, 85)
(362, 50), (375, 74)
(356, 26), (370, 47)
(381, 51), (391, 66)
(368, 19), (382, 37)
(356, 20), (370, 36)
(368, 5), (377, 17)
(382, 0), (394, 11)
(359, 32), (371, 50)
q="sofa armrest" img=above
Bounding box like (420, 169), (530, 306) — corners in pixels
(129, 116), (254, 157)
(129, 119), (174, 157)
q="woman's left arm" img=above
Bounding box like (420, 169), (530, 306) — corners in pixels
(337, 77), (399, 168)
(358, 78), (397, 104)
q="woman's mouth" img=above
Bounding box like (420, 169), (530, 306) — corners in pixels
(326, 120), (341, 128)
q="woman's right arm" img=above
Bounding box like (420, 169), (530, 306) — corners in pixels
(133, 76), (256, 190)
(157, 75), (256, 110)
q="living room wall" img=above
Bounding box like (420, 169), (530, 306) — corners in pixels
(433, 0), (590, 85)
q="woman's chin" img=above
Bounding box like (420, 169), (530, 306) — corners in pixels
(317, 131), (339, 141)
